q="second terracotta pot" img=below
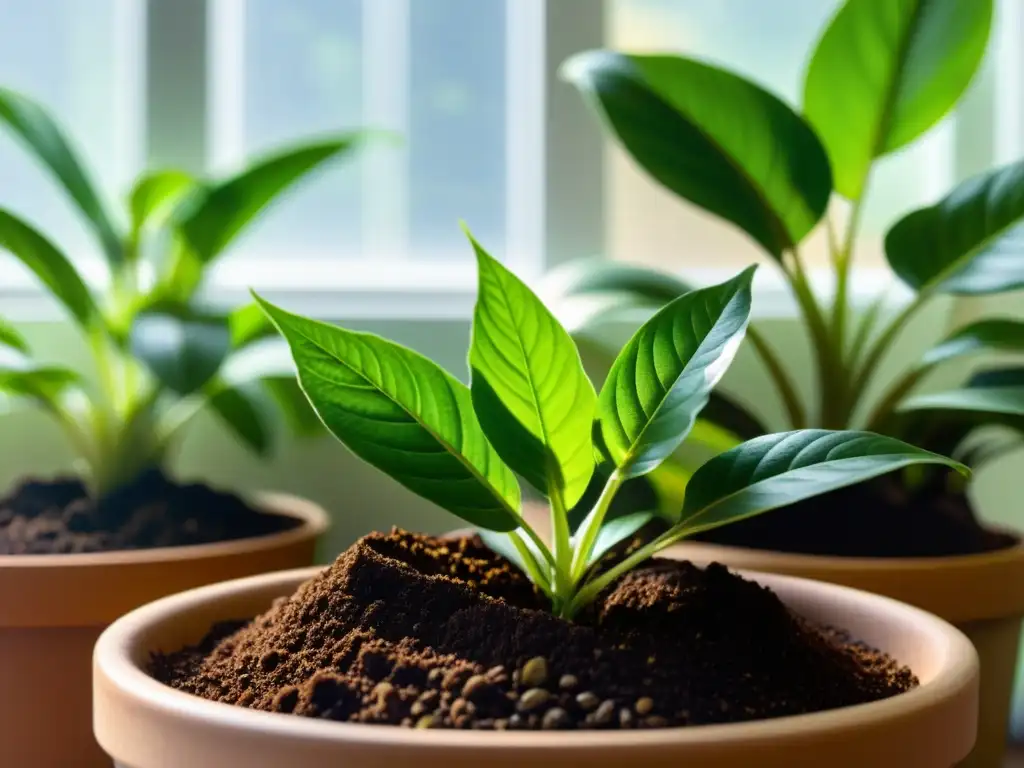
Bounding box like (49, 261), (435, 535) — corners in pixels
(665, 538), (1024, 768)
(0, 491), (328, 768)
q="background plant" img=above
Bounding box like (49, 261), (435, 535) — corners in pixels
(0, 87), (355, 496)
(261, 227), (965, 619)
(552, 0), (1023, 511)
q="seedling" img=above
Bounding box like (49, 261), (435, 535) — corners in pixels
(259, 228), (965, 619)
(0, 88), (357, 495)
(552, 0), (1024, 502)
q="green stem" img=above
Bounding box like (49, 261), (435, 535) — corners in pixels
(745, 325), (806, 429)
(508, 531), (554, 599)
(549, 485), (573, 591)
(569, 470), (624, 582)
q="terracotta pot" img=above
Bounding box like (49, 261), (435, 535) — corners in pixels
(0, 492), (328, 768)
(664, 538), (1024, 768)
(94, 565), (978, 768)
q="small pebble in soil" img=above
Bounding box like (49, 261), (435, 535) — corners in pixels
(576, 691), (600, 711)
(518, 688), (551, 713)
(593, 700), (616, 726)
(520, 656), (549, 688)
(542, 707), (570, 730)
(558, 674), (579, 691)
(635, 697), (654, 716)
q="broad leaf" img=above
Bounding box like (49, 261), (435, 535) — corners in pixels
(468, 233), (597, 507)
(0, 88), (122, 265)
(886, 160), (1024, 295)
(129, 170), (195, 240)
(0, 209), (100, 331)
(679, 430), (968, 535)
(598, 267), (755, 478)
(256, 296), (521, 531)
(899, 387), (1024, 417)
(0, 316), (28, 354)
(208, 384), (271, 456)
(178, 135), (360, 263)
(0, 365), (80, 409)
(804, 0), (991, 200)
(585, 510), (654, 568)
(130, 306), (231, 395)
(922, 318), (1024, 367)
(563, 51), (831, 259)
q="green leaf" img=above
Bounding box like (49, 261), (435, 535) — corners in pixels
(256, 295), (521, 531)
(804, 0), (992, 200)
(563, 52), (831, 259)
(468, 232), (597, 508)
(0, 209), (101, 331)
(0, 365), (80, 408)
(130, 305), (231, 395)
(598, 267), (755, 478)
(0, 88), (122, 265)
(886, 160), (1024, 295)
(0, 316), (28, 354)
(899, 386), (1024, 417)
(679, 430), (968, 535)
(262, 375), (324, 436)
(129, 170), (195, 241)
(230, 302), (277, 349)
(177, 135), (361, 263)
(208, 384), (271, 456)
(922, 318), (1024, 367)
(585, 510), (654, 568)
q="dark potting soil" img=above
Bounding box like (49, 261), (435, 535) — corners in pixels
(693, 475), (1017, 558)
(0, 469), (298, 555)
(153, 530), (915, 731)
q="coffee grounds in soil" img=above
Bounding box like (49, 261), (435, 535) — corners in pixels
(0, 469), (299, 555)
(693, 474), (1016, 558)
(152, 529), (916, 731)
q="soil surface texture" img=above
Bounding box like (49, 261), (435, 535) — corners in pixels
(0, 469), (298, 555)
(693, 475), (1015, 558)
(154, 529), (915, 731)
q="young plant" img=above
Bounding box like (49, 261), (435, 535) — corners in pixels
(258, 228), (965, 619)
(0, 87), (357, 495)
(553, 0), (1023, 505)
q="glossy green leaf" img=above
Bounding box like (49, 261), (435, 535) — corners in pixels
(922, 318), (1024, 367)
(899, 386), (1024, 417)
(262, 375), (324, 436)
(563, 51), (831, 259)
(0, 316), (28, 354)
(130, 306), (231, 395)
(129, 170), (195, 240)
(0, 88), (122, 265)
(0, 209), (100, 331)
(804, 0), (991, 200)
(208, 384), (271, 456)
(256, 296), (521, 531)
(679, 430), (968, 535)
(598, 267), (755, 478)
(886, 160), (1024, 295)
(178, 135), (360, 263)
(468, 233), (597, 508)
(586, 510), (654, 568)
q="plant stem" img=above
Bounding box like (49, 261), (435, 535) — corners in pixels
(548, 485), (573, 594)
(745, 325), (806, 429)
(863, 366), (927, 432)
(508, 531), (554, 598)
(569, 470), (624, 582)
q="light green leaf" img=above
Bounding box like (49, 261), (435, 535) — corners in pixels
(177, 135), (361, 263)
(922, 318), (1024, 367)
(230, 302), (277, 349)
(563, 52), (831, 259)
(129, 170), (195, 241)
(256, 295), (521, 531)
(130, 305), (231, 395)
(679, 430), (968, 535)
(804, 0), (992, 200)
(468, 232), (597, 508)
(886, 160), (1024, 295)
(0, 316), (28, 354)
(0, 365), (80, 408)
(0, 88), (122, 265)
(586, 510), (654, 568)
(0, 209), (101, 331)
(598, 267), (755, 478)
(208, 384), (271, 456)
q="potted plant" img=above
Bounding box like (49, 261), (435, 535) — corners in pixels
(555, 0), (1024, 763)
(93, 231), (979, 767)
(0, 88), (346, 765)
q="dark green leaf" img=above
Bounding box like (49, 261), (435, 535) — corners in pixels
(0, 316), (28, 354)
(899, 386), (1024, 417)
(0, 88), (122, 265)
(0, 209), (101, 331)
(886, 160), (1024, 295)
(563, 52), (831, 259)
(922, 318), (1024, 366)
(208, 384), (271, 456)
(586, 510), (654, 568)
(256, 295), (521, 531)
(804, 0), (992, 200)
(597, 267), (755, 478)
(177, 135), (361, 263)
(468, 233), (597, 507)
(679, 430), (968, 535)
(129, 170), (195, 240)
(262, 375), (324, 436)
(130, 305), (231, 395)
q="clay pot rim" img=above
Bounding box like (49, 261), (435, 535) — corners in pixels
(93, 565), (978, 765)
(0, 491), (328, 570)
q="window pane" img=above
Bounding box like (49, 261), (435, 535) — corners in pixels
(0, 0), (131, 265)
(609, 0), (957, 272)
